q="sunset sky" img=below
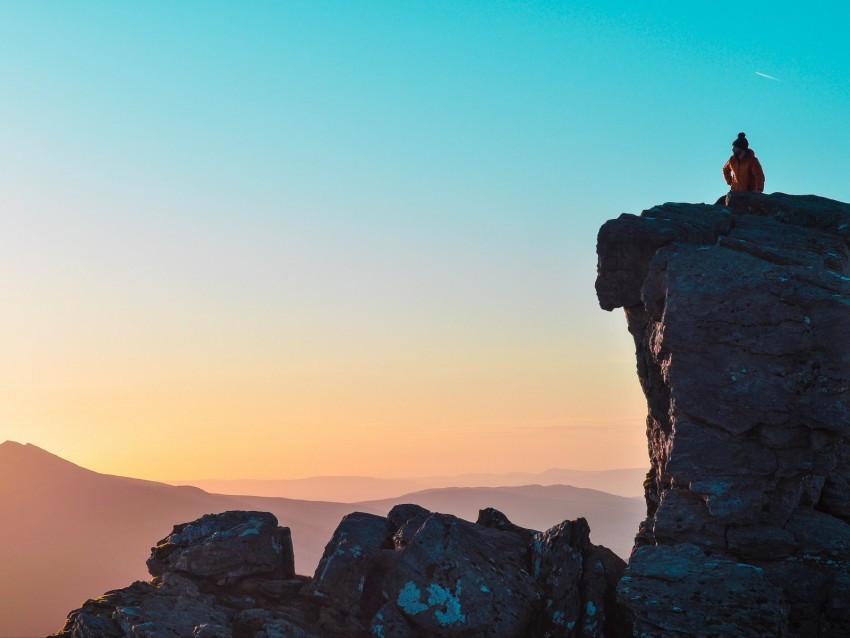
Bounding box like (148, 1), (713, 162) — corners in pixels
(2, 1), (848, 480)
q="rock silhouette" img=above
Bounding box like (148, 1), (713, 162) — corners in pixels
(597, 191), (850, 637)
(51, 507), (626, 637)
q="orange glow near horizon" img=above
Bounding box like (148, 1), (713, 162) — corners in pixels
(1, 307), (647, 481)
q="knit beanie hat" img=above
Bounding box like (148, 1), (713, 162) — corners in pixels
(732, 132), (749, 149)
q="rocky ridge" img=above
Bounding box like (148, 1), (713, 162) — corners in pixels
(51, 507), (626, 637)
(596, 191), (850, 637)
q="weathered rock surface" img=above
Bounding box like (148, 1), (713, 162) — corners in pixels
(51, 508), (626, 637)
(146, 511), (295, 586)
(597, 191), (850, 637)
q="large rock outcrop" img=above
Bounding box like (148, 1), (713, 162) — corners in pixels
(596, 192), (850, 637)
(51, 508), (626, 637)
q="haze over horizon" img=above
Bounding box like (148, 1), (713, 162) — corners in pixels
(2, 1), (848, 481)
(2, 440), (648, 500)
(0, 439), (644, 636)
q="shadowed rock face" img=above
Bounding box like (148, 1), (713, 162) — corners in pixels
(596, 192), (850, 638)
(51, 507), (627, 637)
(146, 511), (296, 586)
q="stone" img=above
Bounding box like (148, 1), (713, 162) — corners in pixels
(580, 545), (630, 638)
(146, 511), (294, 586)
(51, 508), (626, 637)
(532, 518), (627, 637)
(192, 624), (232, 638)
(260, 619), (318, 638)
(760, 562), (833, 638)
(784, 507), (850, 561)
(376, 510), (541, 637)
(597, 191), (850, 636)
(652, 489), (726, 551)
(476, 506), (537, 544)
(726, 524), (798, 560)
(232, 608), (271, 638)
(618, 544), (788, 637)
(55, 574), (231, 638)
(387, 503), (432, 549)
(821, 439), (850, 519)
(308, 511), (388, 610)
(596, 203), (734, 311)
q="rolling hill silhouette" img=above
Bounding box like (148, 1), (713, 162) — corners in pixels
(0, 441), (642, 637)
(179, 467), (646, 501)
(0, 442), (360, 637)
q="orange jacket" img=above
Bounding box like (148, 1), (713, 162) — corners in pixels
(723, 149), (765, 192)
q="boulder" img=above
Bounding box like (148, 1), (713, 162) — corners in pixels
(308, 511), (388, 611)
(146, 511), (295, 586)
(597, 191), (850, 637)
(372, 508), (541, 637)
(56, 574), (230, 638)
(51, 508), (626, 637)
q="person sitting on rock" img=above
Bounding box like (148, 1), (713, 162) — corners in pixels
(723, 132), (765, 193)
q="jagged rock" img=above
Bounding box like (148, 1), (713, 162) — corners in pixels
(580, 545), (630, 637)
(532, 518), (626, 638)
(477, 506), (537, 544)
(56, 573), (231, 638)
(308, 511), (388, 611)
(373, 507), (542, 637)
(51, 508), (626, 637)
(146, 511), (295, 586)
(597, 191), (850, 637)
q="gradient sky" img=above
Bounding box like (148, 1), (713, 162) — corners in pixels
(2, 1), (848, 480)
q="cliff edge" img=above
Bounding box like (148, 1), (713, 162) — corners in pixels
(596, 191), (850, 637)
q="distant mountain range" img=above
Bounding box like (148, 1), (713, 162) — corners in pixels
(174, 467), (647, 501)
(0, 441), (644, 637)
(354, 484), (643, 558)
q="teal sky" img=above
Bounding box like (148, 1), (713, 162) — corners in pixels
(1, 1), (848, 478)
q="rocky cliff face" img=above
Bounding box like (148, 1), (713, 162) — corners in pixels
(596, 192), (850, 637)
(51, 507), (626, 637)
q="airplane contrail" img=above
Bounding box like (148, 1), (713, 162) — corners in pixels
(755, 71), (780, 81)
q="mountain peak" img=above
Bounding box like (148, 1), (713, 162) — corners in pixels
(0, 440), (97, 483)
(1, 440), (55, 460)
(2, 440), (69, 458)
